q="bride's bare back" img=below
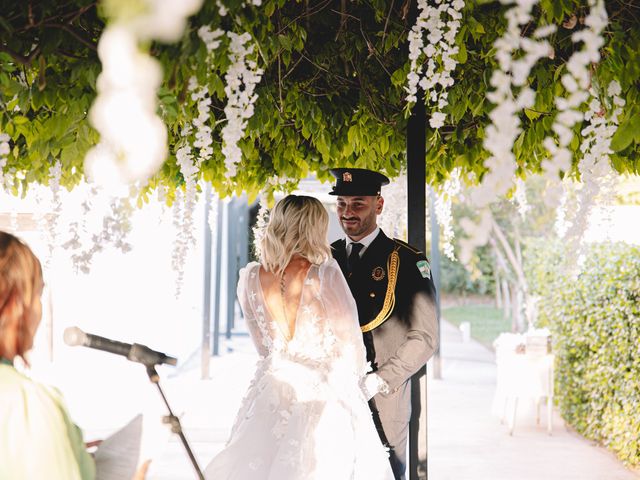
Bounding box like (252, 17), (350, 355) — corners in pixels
(259, 256), (312, 341)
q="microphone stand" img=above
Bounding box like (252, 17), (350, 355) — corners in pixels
(145, 365), (205, 480)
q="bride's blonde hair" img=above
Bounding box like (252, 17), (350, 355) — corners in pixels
(260, 195), (331, 275)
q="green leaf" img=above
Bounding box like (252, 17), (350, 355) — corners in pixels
(457, 41), (467, 64)
(524, 108), (541, 121)
(278, 34), (292, 52)
(12, 115), (29, 125)
(611, 114), (637, 152)
(380, 135), (389, 155)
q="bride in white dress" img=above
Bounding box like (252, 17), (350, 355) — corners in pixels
(205, 195), (393, 480)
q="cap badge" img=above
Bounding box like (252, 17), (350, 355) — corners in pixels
(372, 266), (386, 281)
(342, 172), (353, 182)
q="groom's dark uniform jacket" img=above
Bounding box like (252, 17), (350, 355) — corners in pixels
(331, 230), (438, 476)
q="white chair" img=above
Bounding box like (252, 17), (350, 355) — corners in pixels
(492, 333), (554, 435)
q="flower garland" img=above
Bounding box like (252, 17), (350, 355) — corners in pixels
(169, 23), (224, 295)
(62, 184), (134, 274)
(561, 80), (623, 243)
(221, 31), (264, 178)
(554, 188), (569, 239)
(0, 132), (10, 190)
(542, 0), (607, 207)
(406, 0), (465, 129)
(45, 160), (63, 264)
(458, 209), (493, 266)
(472, 0), (555, 208)
(435, 168), (461, 260)
(252, 199), (270, 260)
(171, 187), (187, 296)
(378, 173), (407, 240)
(84, 0), (203, 188)
(513, 178), (530, 219)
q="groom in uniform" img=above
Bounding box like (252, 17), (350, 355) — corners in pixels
(329, 168), (438, 480)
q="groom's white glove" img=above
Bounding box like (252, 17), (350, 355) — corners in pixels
(362, 373), (390, 400)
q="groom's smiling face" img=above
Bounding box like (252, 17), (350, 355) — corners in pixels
(336, 195), (384, 241)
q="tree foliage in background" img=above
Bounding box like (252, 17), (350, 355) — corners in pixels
(525, 239), (640, 467)
(0, 0), (639, 200)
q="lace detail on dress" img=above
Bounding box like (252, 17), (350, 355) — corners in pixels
(205, 259), (393, 480)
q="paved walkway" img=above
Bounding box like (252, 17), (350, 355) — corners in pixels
(428, 320), (639, 480)
(84, 320), (639, 480)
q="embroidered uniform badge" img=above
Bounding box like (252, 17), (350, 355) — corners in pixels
(416, 260), (431, 279)
(342, 171), (353, 182)
(372, 266), (386, 281)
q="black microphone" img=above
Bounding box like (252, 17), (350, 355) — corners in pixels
(63, 326), (177, 367)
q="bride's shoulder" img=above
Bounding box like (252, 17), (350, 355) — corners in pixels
(239, 261), (261, 279)
(318, 257), (341, 275)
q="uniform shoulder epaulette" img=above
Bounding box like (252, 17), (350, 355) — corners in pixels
(393, 238), (423, 256)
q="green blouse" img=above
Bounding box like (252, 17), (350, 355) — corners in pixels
(0, 361), (96, 480)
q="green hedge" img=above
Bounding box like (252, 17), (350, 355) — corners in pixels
(525, 240), (640, 468)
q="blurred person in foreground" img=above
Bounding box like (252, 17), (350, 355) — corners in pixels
(0, 231), (151, 480)
(204, 195), (393, 479)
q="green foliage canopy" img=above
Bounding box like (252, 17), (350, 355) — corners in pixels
(0, 0), (639, 200)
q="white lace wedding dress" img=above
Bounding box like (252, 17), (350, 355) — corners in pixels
(204, 258), (393, 480)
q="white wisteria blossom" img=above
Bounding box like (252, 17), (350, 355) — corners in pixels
(171, 123), (202, 295)
(560, 80), (623, 245)
(85, 0), (203, 189)
(472, 0), (554, 208)
(45, 161), (63, 263)
(61, 184), (134, 274)
(435, 168), (461, 260)
(0, 132), (10, 190)
(406, 0), (465, 129)
(221, 31), (264, 178)
(378, 173), (407, 240)
(171, 188), (187, 297)
(554, 188), (569, 238)
(513, 178), (530, 218)
(252, 199), (270, 259)
(198, 26), (225, 52)
(542, 0), (608, 207)
(459, 209), (493, 266)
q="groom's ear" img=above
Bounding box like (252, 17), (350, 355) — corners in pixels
(375, 195), (384, 215)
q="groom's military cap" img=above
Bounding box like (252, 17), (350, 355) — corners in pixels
(329, 168), (390, 196)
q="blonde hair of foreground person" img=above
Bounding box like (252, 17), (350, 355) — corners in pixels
(260, 194), (331, 274)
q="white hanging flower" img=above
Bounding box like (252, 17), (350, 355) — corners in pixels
(198, 26), (225, 52)
(45, 161), (63, 263)
(85, 0), (204, 189)
(221, 32), (264, 178)
(542, 0), (608, 201)
(459, 209), (493, 266)
(435, 168), (461, 260)
(473, 0), (553, 208)
(378, 173), (408, 240)
(0, 132), (11, 191)
(252, 200), (270, 259)
(561, 80), (623, 246)
(513, 178), (530, 218)
(406, 0), (465, 129)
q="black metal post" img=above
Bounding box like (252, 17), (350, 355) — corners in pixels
(407, 63), (428, 479)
